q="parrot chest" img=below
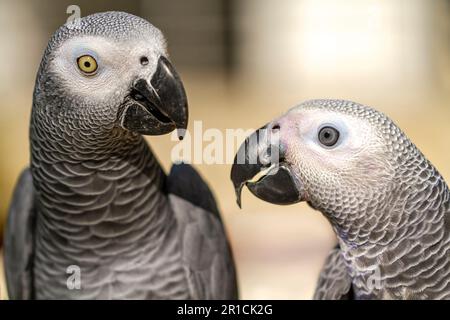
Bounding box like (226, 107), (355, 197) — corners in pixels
(33, 211), (190, 299)
(31, 157), (191, 299)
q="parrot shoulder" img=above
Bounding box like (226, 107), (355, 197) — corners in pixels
(4, 168), (36, 300)
(166, 163), (238, 299)
(165, 163), (219, 217)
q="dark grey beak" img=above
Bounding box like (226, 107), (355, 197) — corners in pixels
(230, 125), (303, 208)
(120, 56), (188, 140)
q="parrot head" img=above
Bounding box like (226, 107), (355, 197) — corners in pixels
(231, 99), (409, 222)
(33, 11), (188, 140)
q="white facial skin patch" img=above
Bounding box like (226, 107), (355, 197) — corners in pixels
(50, 35), (167, 105)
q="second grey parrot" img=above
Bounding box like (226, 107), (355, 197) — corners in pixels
(4, 11), (237, 300)
(231, 99), (450, 299)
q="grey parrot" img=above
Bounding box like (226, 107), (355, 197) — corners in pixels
(4, 11), (237, 300)
(231, 99), (450, 299)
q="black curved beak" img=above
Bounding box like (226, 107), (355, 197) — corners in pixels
(120, 56), (188, 140)
(230, 125), (303, 208)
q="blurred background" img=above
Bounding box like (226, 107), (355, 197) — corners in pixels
(0, 0), (449, 299)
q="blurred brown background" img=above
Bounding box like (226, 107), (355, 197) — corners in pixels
(0, 0), (449, 299)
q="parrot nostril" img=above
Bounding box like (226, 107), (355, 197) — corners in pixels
(272, 124), (280, 131)
(140, 56), (149, 66)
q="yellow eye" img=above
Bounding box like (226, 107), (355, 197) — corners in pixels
(77, 55), (98, 74)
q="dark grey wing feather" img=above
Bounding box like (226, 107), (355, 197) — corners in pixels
(165, 163), (219, 216)
(167, 163), (238, 299)
(313, 245), (353, 300)
(4, 168), (36, 300)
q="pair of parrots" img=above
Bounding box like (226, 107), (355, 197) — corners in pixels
(4, 12), (450, 300)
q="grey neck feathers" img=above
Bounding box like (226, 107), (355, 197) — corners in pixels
(332, 146), (449, 248)
(30, 100), (173, 264)
(331, 146), (450, 298)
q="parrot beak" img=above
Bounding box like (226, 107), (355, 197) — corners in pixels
(120, 56), (188, 140)
(230, 124), (304, 208)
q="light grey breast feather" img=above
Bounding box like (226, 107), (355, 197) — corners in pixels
(166, 164), (239, 299)
(313, 245), (353, 300)
(4, 168), (36, 300)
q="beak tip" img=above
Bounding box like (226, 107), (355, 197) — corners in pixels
(177, 128), (186, 141)
(233, 184), (244, 209)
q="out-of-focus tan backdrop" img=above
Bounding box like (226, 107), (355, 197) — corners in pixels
(0, 0), (449, 300)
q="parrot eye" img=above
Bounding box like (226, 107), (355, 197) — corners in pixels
(318, 126), (340, 147)
(77, 55), (98, 75)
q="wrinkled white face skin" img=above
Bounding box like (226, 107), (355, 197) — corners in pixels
(50, 34), (167, 104)
(274, 105), (395, 203)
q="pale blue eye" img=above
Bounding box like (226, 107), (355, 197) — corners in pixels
(319, 126), (340, 146)
(316, 122), (347, 148)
